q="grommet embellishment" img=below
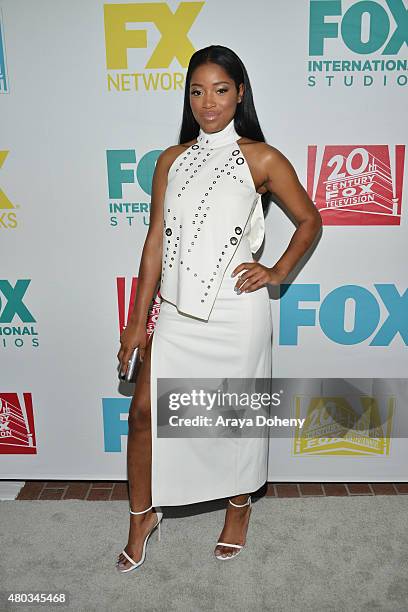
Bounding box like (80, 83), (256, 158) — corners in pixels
(192, 144), (199, 150)
(165, 228), (172, 236)
(230, 236), (238, 245)
(236, 157), (244, 165)
(232, 149), (239, 156)
(235, 227), (242, 235)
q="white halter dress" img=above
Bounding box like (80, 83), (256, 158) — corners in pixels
(150, 118), (273, 506)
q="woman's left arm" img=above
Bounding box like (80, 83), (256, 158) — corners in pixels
(232, 145), (322, 293)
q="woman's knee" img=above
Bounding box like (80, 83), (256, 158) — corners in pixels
(128, 397), (151, 432)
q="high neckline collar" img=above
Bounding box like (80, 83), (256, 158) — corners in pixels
(196, 118), (239, 149)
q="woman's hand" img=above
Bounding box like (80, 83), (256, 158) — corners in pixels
(231, 262), (287, 293)
(117, 322), (148, 376)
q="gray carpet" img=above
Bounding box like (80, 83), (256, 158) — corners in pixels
(1, 496), (407, 612)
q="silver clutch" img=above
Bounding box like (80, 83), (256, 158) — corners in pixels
(119, 347), (140, 382)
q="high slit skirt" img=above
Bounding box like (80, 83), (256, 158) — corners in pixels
(150, 235), (273, 506)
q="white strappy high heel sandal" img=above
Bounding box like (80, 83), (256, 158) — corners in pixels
(116, 504), (163, 573)
(215, 496), (252, 561)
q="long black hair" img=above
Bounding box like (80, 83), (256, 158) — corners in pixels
(178, 45), (271, 216)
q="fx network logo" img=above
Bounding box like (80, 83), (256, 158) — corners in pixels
(0, 280), (39, 349)
(0, 393), (37, 454)
(308, 0), (408, 88)
(0, 151), (18, 229)
(280, 283), (408, 346)
(0, 10), (9, 93)
(307, 144), (405, 224)
(107, 148), (161, 227)
(104, 2), (204, 92)
(116, 276), (161, 337)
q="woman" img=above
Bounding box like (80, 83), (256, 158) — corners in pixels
(116, 45), (322, 571)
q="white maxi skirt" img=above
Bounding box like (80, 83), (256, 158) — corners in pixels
(150, 234), (273, 506)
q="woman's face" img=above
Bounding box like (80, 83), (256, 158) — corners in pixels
(189, 62), (244, 133)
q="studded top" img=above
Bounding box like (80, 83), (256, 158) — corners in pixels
(160, 117), (265, 321)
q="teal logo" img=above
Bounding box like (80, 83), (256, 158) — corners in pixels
(106, 148), (161, 228)
(0, 280), (39, 348)
(280, 283), (408, 346)
(102, 398), (131, 451)
(309, 0), (408, 55)
(0, 11), (9, 93)
(0, 280), (35, 323)
(308, 1), (408, 87)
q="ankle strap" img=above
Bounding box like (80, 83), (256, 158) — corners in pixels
(129, 504), (153, 515)
(229, 496), (251, 508)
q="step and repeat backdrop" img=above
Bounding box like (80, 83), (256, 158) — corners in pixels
(1, 0), (407, 483)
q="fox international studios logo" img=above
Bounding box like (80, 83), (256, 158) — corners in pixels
(103, 1), (204, 92)
(0, 280), (39, 349)
(107, 148), (161, 226)
(308, 0), (408, 88)
(307, 144), (405, 224)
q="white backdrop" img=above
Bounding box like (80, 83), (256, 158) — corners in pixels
(1, 0), (407, 482)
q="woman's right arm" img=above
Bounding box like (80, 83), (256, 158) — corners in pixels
(117, 145), (183, 372)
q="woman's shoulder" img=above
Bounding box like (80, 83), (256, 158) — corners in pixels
(156, 141), (196, 172)
(238, 137), (282, 156)
(238, 138), (289, 166)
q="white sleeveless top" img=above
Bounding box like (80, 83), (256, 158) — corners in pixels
(160, 118), (265, 321)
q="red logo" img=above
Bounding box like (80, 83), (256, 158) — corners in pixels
(0, 393), (37, 454)
(116, 277), (161, 337)
(307, 145), (405, 225)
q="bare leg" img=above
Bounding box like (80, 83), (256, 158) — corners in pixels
(214, 493), (252, 559)
(116, 336), (158, 571)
